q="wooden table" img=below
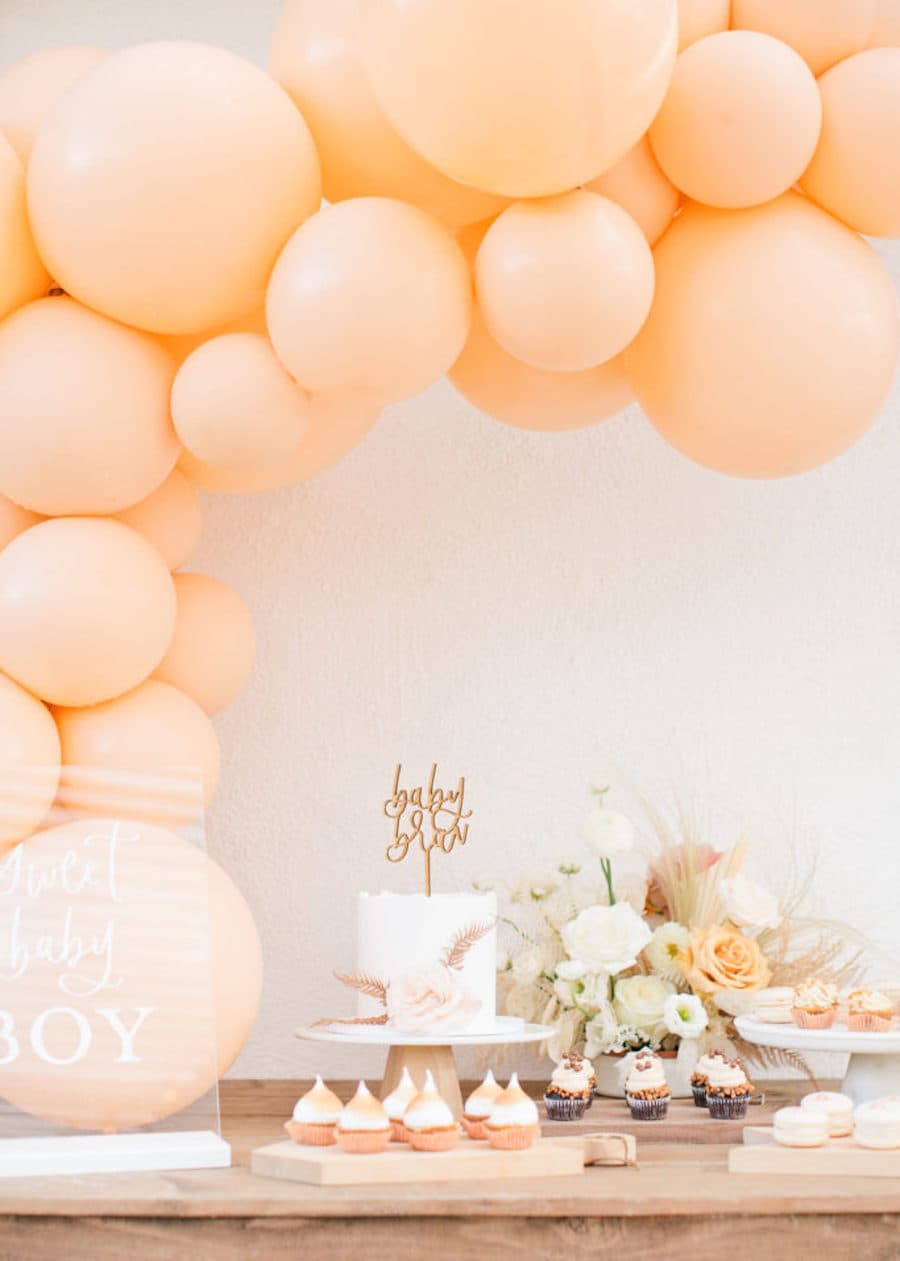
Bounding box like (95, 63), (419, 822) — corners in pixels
(2, 1080), (897, 1261)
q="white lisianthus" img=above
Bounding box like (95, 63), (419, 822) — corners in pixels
(584, 999), (620, 1058)
(510, 944), (544, 986)
(613, 974), (676, 1042)
(720, 874), (780, 935)
(583, 808), (635, 859)
(663, 992), (709, 1039)
(645, 922), (691, 983)
(556, 959), (587, 981)
(561, 903), (652, 976)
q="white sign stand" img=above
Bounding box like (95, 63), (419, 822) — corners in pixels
(0, 1130), (231, 1179)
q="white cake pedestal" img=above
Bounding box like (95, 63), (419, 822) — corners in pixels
(735, 1016), (900, 1103)
(296, 1018), (553, 1118)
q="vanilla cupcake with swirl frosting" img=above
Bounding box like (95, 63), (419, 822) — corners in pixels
(705, 1057), (753, 1120)
(336, 1081), (392, 1154)
(403, 1070), (459, 1151)
(791, 977), (839, 1029)
(544, 1052), (595, 1121)
(462, 1069), (503, 1140)
(285, 1075), (343, 1146)
(485, 1073), (540, 1150)
(625, 1052), (671, 1121)
(846, 988), (895, 1033)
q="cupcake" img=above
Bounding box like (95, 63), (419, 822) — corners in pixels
(403, 1070), (459, 1152)
(690, 1051), (728, 1108)
(484, 1073), (541, 1150)
(624, 1052), (671, 1121)
(801, 1090), (854, 1137)
(336, 1081), (392, 1154)
(705, 1057), (753, 1120)
(846, 988), (895, 1033)
(791, 977), (839, 1030)
(543, 1052), (596, 1121)
(461, 1069), (503, 1140)
(284, 1075), (343, 1146)
(381, 1067), (418, 1142)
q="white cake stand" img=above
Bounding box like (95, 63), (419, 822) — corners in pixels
(295, 1017), (553, 1118)
(735, 1016), (900, 1103)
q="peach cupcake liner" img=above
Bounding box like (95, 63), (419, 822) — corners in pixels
(283, 1120), (336, 1146)
(408, 1128), (459, 1152)
(389, 1120), (409, 1143)
(461, 1116), (489, 1141)
(791, 1007), (837, 1030)
(486, 1124), (539, 1150)
(337, 1129), (391, 1154)
(847, 1012), (894, 1033)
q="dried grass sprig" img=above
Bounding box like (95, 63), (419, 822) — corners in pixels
(311, 1014), (390, 1028)
(333, 970), (388, 1006)
(442, 920), (493, 971)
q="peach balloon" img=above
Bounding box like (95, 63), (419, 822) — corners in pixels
(0, 819), (262, 1130)
(0, 135), (50, 323)
(179, 390), (382, 494)
(731, 0), (877, 75)
(0, 519), (177, 707)
(869, 1), (900, 46)
(154, 574), (255, 715)
(677, 0), (730, 49)
(585, 137), (681, 247)
(0, 496), (42, 552)
(800, 50), (900, 239)
(450, 307), (633, 432)
(269, 0), (508, 227)
(361, 0), (678, 197)
(625, 194), (900, 478)
(0, 673), (60, 848)
(0, 46), (107, 162)
(55, 680), (220, 810)
(649, 31), (822, 209)
(0, 297), (179, 516)
(27, 42), (321, 334)
(476, 191), (654, 373)
(159, 305), (269, 366)
(267, 198), (471, 400)
(173, 333), (311, 471)
(114, 470), (202, 572)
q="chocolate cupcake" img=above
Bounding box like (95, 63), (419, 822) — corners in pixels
(543, 1052), (596, 1121)
(624, 1052), (671, 1121)
(690, 1050), (728, 1108)
(705, 1057), (753, 1120)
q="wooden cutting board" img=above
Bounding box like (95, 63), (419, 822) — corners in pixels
(730, 1127), (900, 1177)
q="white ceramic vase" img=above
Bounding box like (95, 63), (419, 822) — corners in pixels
(593, 1038), (699, 1098)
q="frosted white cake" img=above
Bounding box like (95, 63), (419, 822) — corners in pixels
(357, 892), (498, 1034)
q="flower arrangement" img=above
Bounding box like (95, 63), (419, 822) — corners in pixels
(480, 788), (867, 1074)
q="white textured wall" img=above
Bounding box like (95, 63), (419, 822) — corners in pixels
(3, 2), (899, 1085)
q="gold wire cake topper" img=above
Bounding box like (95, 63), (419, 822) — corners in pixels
(383, 763), (472, 896)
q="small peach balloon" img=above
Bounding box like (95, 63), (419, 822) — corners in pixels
(0, 298), (179, 516)
(28, 42), (322, 334)
(0, 672), (60, 847)
(0, 495), (42, 552)
(153, 574), (255, 715)
(869, 1), (900, 46)
(476, 191), (654, 372)
(267, 198), (471, 400)
(269, 0), (508, 227)
(450, 307), (633, 432)
(0, 135), (50, 322)
(650, 31), (822, 209)
(0, 46), (107, 162)
(585, 136), (680, 246)
(114, 470), (202, 572)
(677, 0), (730, 49)
(172, 334), (311, 470)
(625, 194), (900, 478)
(0, 519), (177, 707)
(801, 50), (900, 239)
(731, 0), (877, 75)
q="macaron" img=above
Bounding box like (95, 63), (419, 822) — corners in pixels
(854, 1098), (900, 1150)
(772, 1106), (829, 1148)
(800, 1091), (854, 1138)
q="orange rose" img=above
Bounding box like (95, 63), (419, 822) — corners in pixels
(683, 925), (771, 995)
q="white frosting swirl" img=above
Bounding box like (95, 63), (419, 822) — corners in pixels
(404, 1070), (456, 1132)
(706, 1059), (750, 1091)
(792, 978), (838, 1010)
(693, 1051), (727, 1078)
(292, 1075), (343, 1124)
(338, 1081), (390, 1132)
(464, 1069), (502, 1119)
(549, 1055), (595, 1094)
(485, 1073), (539, 1129)
(381, 1067), (418, 1121)
(625, 1054), (668, 1093)
(848, 988), (893, 1015)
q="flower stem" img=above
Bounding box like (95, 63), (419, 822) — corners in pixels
(601, 857), (616, 906)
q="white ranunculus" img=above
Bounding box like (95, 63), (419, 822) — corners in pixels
(561, 903), (652, 976)
(613, 974), (676, 1041)
(510, 944), (544, 985)
(645, 922), (691, 982)
(583, 808), (635, 859)
(663, 992), (709, 1039)
(720, 874), (780, 935)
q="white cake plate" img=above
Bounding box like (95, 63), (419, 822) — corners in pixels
(735, 1015), (900, 1103)
(296, 1018), (553, 1118)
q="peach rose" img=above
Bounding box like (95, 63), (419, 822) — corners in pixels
(683, 925), (771, 995)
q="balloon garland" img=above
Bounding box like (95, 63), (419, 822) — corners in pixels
(0, 0), (898, 1126)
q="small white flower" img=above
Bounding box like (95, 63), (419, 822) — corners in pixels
(645, 922), (691, 983)
(720, 874), (780, 935)
(561, 902), (652, 976)
(663, 992), (709, 1040)
(583, 809), (635, 859)
(556, 959), (587, 982)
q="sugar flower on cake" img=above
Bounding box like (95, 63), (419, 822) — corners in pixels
(561, 903), (652, 976)
(663, 992), (709, 1040)
(386, 962), (481, 1033)
(720, 874), (780, 935)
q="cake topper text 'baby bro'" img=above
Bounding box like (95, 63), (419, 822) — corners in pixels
(383, 763), (472, 896)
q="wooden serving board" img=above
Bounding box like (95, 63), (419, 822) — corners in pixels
(251, 1136), (584, 1186)
(730, 1127), (900, 1177)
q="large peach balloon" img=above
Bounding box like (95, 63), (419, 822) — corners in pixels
(0, 135), (50, 322)
(0, 298), (179, 516)
(625, 194), (900, 478)
(649, 31), (822, 209)
(677, 0), (730, 49)
(267, 198), (471, 400)
(585, 136), (681, 246)
(0, 819), (262, 1130)
(476, 191), (654, 372)
(869, 1), (900, 46)
(0, 673), (60, 848)
(173, 334), (311, 470)
(0, 519), (176, 707)
(0, 496), (42, 552)
(269, 0), (508, 227)
(361, 0), (678, 197)
(154, 574), (255, 715)
(27, 42), (321, 334)
(731, 0), (877, 75)
(114, 471), (202, 572)
(179, 390), (382, 494)
(0, 46), (107, 162)
(801, 50), (900, 239)
(450, 307), (633, 431)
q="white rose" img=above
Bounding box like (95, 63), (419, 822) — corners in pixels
(613, 974), (676, 1041)
(663, 992), (708, 1039)
(386, 964), (480, 1033)
(583, 809), (635, 859)
(556, 959), (587, 982)
(720, 874), (780, 934)
(561, 903), (652, 976)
